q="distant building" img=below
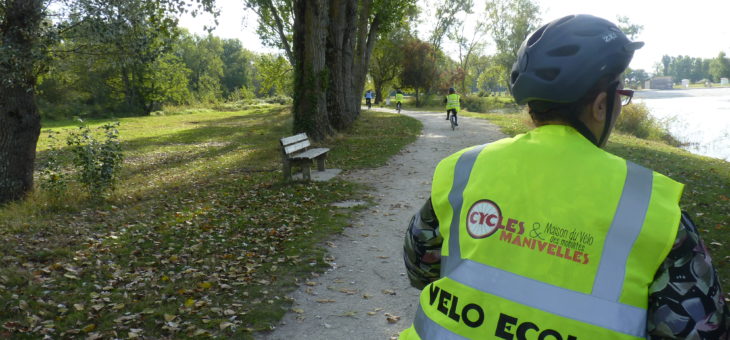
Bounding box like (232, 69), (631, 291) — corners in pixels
(722, 78), (729, 86)
(650, 77), (673, 90)
(681, 79), (690, 88)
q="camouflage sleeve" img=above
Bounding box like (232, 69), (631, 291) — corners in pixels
(648, 211), (729, 339)
(403, 198), (443, 290)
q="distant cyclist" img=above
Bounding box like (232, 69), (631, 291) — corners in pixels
(395, 89), (404, 112)
(364, 90), (374, 109)
(443, 87), (461, 125)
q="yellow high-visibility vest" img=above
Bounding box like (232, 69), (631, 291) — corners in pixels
(400, 125), (683, 340)
(396, 93), (404, 102)
(446, 94), (460, 112)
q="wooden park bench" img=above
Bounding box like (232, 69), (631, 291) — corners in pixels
(280, 133), (330, 181)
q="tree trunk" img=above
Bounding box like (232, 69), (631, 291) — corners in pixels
(0, 0), (43, 204)
(374, 84), (383, 104)
(325, 0), (353, 131)
(292, 0), (332, 141)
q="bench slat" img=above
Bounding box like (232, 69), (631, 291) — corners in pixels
(290, 148), (329, 160)
(284, 140), (310, 155)
(280, 133), (308, 147)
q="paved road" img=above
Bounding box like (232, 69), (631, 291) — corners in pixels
(256, 109), (506, 340)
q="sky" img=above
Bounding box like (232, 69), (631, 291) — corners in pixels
(179, 0), (730, 73)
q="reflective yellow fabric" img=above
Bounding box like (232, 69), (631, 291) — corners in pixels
(446, 94), (460, 111)
(396, 93), (404, 103)
(402, 125), (683, 339)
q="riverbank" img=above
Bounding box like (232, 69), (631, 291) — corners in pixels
(634, 88), (730, 161)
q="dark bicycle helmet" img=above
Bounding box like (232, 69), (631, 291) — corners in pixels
(448, 87), (455, 94)
(510, 14), (644, 104)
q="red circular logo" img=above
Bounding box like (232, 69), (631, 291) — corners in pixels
(466, 200), (501, 238)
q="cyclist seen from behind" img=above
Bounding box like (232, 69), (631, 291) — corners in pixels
(400, 14), (728, 340)
(365, 89), (374, 109)
(443, 87), (462, 126)
(395, 89), (404, 111)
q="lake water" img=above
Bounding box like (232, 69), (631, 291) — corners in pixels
(634, 88), (730, 162)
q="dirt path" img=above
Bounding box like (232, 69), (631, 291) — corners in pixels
(256, 109), (506, 340)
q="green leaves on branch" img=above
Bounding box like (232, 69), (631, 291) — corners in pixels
(41, 122), (124, 199)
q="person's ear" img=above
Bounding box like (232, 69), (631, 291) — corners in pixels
(590, 92), (608, 123)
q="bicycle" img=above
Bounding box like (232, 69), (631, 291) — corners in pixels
(447, 109), (458, 130)
(396, 102), (402, 114)
(366, 98), (372, 110)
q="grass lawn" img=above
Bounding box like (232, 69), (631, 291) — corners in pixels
(0, 106), (421, 339)
(465, 110), (730, 290)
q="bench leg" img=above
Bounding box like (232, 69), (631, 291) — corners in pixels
(316, 155), (326, 171)
(302, 164), (311, 180)
(283, 160), (292, 181)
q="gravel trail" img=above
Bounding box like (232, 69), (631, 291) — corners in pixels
(256, 108), (506, 340)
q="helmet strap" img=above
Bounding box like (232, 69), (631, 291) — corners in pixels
(598, 81), (620, 147)
(567, 114), (598, 146)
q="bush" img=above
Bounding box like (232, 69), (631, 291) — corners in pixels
(461, 95), (515, 113)
(615, 103), (682, 146)
(66, 122), (124, 197)
(38, 131), (73, 201)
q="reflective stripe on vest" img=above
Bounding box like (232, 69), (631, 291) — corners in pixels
(418, 147), (653, 339)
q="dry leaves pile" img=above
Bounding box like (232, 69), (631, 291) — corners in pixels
(0, 172), (359, 338)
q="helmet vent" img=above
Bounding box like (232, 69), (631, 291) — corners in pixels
(535, 68), (561, 81)
(547, 45), (580, 57)
(553, 15), (575, 27)
(510, 70), (520, 84)
(527, 24), (548, 47)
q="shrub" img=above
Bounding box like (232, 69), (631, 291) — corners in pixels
(38, 131), (72, 201)
(65, 122), (124, 197)
(615, 103), (682, 146)
(461, 96), (515, 113)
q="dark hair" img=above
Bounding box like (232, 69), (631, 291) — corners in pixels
(527, 74), (617, 125)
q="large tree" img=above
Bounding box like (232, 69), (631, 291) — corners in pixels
(0, 0), (215, 204)
(485, 0), (540, 91)
(0, 0), (46, 204)
(400, 38), (439, 106)
(369, 28), (407, 104)
(709, 51), (730, 82)
(246, 0), (415, 140)
(448, 19), (487, 94)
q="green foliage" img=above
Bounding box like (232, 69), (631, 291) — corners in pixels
(246, 0), (294, 58)
(400, 38), (440, 105)
(38, 131), (72, 200)
(254, 54), (292, 97)
(616, 15), (643, 40)
(615, 103), (682, 146)
(485, 0), (541, 87)
(221, 39), (256, 99)
(428, 0), (474, 49)
(709, 51), (730, 82)
(460, 95), (514, 113)
(65, 122), (124, 197)
(370, 28), (408, 101)
(661, 54), (714, 83)
(176, 33), (225, 103)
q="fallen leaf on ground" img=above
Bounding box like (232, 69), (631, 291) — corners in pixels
(339, 288), (357, 295)
(316, 299), (336, 303)
(382, 289), (396, 295)
(385, 313), (401, 323)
